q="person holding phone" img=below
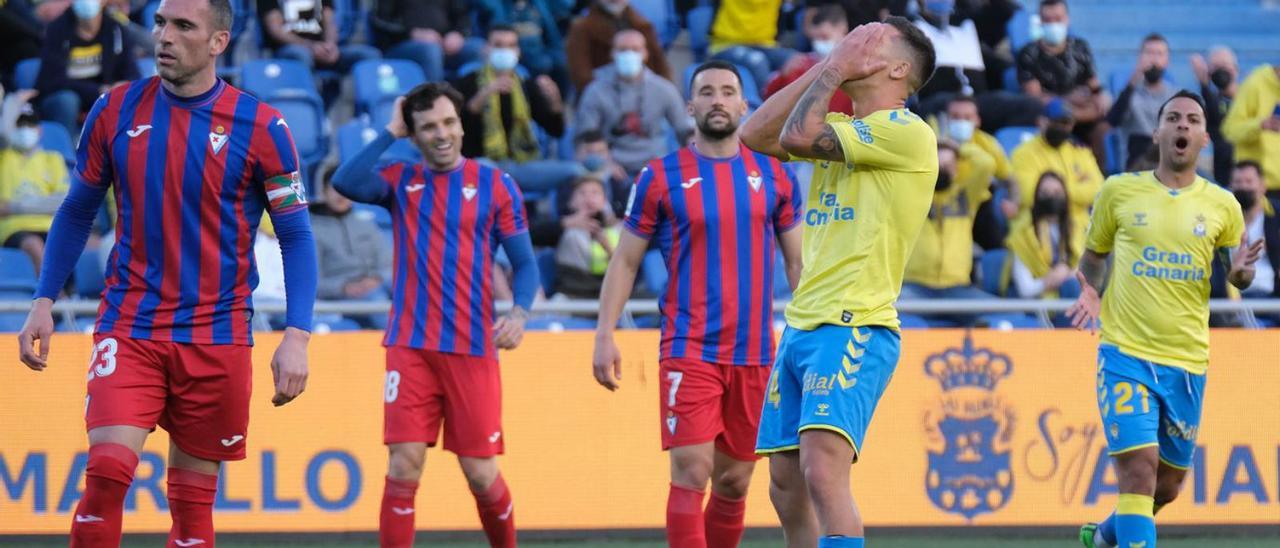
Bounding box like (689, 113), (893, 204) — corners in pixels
(554, 175), (621, 298)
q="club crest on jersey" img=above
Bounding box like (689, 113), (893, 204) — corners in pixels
(462, 184), (477, 201)
(747, 170), (762, 192)
(209, 125), (229, 154)
(1193, 214), (1206, 237)
(924, 333), (1015, 521)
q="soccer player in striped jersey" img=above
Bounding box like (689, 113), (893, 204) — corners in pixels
(592, 60), (805, 548)
(331, 82), (538, 548)
(15, 0), (318, 545)
(742, 21), (937, 548)
(1071, 92), (1262, 548)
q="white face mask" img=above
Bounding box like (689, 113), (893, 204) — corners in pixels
(1042, 22), (1068, 46)
(947, 119), (975, 143)
(10, 126), (39, 151)
(72, 0), (102, 20)
(614, 50), (644, 78)
(811, 40), (836, 57)
(488, 48), (520, 72)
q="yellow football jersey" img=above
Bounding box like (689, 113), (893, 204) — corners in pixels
(785, 110), (939, 330)
(1085, 171), (1245, 374)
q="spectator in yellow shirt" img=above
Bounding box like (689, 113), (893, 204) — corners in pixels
(935, 95), (1018, 247)
(0, 104), (69, 274)
(1011, 98), (1103, 254)
(1222, 64), (1280, 195)
(708, 0), (795, 92)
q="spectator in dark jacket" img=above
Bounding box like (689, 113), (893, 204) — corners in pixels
(1105, 33), (1176, 169)
(475, 0), (570, 92)
(0, 0), (44, 79)
(370, 0), (484, 81)
(1192, 46), (1239, 185)
(564, 0), (671, 93)
(259, 0), (379, 73)
(311, 170), (392, 329)
(35, 0), (139, 135)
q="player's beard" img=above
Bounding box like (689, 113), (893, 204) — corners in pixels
(697, 110), (738, 141)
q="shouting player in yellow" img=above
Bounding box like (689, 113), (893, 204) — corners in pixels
(1070, 90), (1264, 548)
(742, 20), (937, 548)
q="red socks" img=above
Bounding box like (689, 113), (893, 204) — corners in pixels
(666, 483), (707, 548)
(167, 468), (218, 548)
(472, 474), (516, 548)
(380, 477), (419, 548)
(705, 492), (747, 548)
(70, 443), (138, 548)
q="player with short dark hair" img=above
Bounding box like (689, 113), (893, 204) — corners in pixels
(594, 59), (804, 548)
(1072, 90), (1262, 548)
(331, 80), (538, 548)
(16, 0), (318, 544)
(742, 20), (938, 548)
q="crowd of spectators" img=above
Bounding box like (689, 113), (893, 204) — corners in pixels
(1, 0), (1278, 330)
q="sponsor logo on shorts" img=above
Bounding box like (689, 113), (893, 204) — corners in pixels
(74, 514), (104, 523)
(1164, 418), (1197, 441)
(220, 435), (245, 447)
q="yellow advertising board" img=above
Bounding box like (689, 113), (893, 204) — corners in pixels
(1, 330), (1278, 533)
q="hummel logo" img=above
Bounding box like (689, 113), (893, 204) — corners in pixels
(174, 538), (206, 547)
(497, 502), (514, 521)
(488, 431), (502, 443)
(405, 184), (425, 193)
(126, 125), (152, 138)
(74, 514), (105, 523)
(391, 507), (415, 515)
(220, 435), (244, 446)
(681, 177), (701, 190)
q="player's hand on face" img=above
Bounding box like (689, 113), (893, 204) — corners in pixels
(17, 298), (55, 371)
(828, 23), (889, 83)
(1066, 271), (1101, 335)
(591, 334), (622, 391)
(386, 96), (409, 139)
(493, 307), (527, 350)
(270, 327), (310, 406)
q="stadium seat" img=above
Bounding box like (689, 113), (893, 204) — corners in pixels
(39, 122), (75, 166)
(15, 58), (39, 89)
(682, 63), (762, 107)
(0, 248), (37, 292)
(74, 248), (105, 298)
(351, 202), (393, 230)
(0, 313), (27, 333)
(352, 59), (427, 126)
(995, 126), (1037, 155)
(1104, 129), (1126, 174)
(899, 314), (930, 329)
(271, 93), (329, 170)
(455, 62), (531, 80)
(334, 0), (361, 45)
(641, 248), (668, 296)
(631, 0), (677, 49)
(536, 248), (557, 296)
(979, 249), (1008, 296)
(336, 118), (423, 164)
(137, 58), (157, 78)
(240, 59), (319, 102)
(773, 250), (791, 300)
(1005, 8), (1033, 53)
(686, 5), (714, 62)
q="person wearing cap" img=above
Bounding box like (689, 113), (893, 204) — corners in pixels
(0, 98), (70, 275)
(1011, 97), (1103, 254)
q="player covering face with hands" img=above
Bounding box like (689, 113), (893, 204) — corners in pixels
(742, 19), (938, 548)
(1069, 91), (1262, 548)
(17, 0), (318, 545)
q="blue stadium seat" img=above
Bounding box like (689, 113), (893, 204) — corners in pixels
(352, 59), (427, 126)
(1002, 66), (1019, 92)
(686, 5), (714, 62)
(682, 63), (762, 107)
(0, 248), (37, 292)
(641, 248), (668, 296)
(137, 57), (157, 78)
(0, 313), (27, 333)
(337, 118), (424, 164)
(631, 0), (677, 49)
(995, 126), (1037, 155)
(15, 58), (39, 89)
(334, 0), (362, 45)
(1104, 129), (1125, 174)
(75, 248), (105, 298)
(271, 93), (329, 170)
(39, 122), (75, 166)
(899, 314), (930, 329)
(351, 202), (393, 230)
(240, 59), (319, 102)
(773, 250), (791, 300)
(1006, 9), (1033, 53)
(979, 249), (1008, 296)
(536, 248), (557, 296)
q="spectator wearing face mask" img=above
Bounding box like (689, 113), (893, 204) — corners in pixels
(452, 24), (578, 193)
(1010, 98), (1102, 255)
(1015, 0), (1109, 169)
(475, 0), (571, 92)
(35, 0), (140, 136)
(936, 95), (1015, 248)
(576, 29), (693, 177)
(1004, 171), (1079, 299)
(565, 0), (671, 93)
(1106, 34), (1178, 169)
(555, 175), (621, 298)
(1226, 161), (1278, 299)
(0, 100), (69, 275)
(1190, 46), (1239, 185)
(901, 140), (997, 309)
(765, 3), (852, 115)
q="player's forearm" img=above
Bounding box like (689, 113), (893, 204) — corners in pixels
(34, 178), (107, 300)
(779, 63), (843, 160)
(333, 130), (394, 203)
(501, 232), (538, 312)
(1078, 249), (1110, 295)
(273, 209), (318, 332)
(742, 61), (824, 156)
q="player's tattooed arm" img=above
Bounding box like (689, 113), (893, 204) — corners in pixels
(779, 64), (845, 162)
(1078, 249), (1111, 294)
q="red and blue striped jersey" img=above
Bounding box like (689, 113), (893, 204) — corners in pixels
(624, 145), (803, 366)
(373, 158), (528, 357)
(76, 78), (306, 345)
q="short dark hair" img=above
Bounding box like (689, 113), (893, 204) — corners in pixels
(1142, 32), (1167, 47)
(1156, 89), (1206, 119)
(489, 24), (517, 38)
(688, 59), (743, 96)
(947, 94), (978, 109)
(574, 129), (606, 147)
(1234, 160), (1263, 178)
(401, 82), (465, 129)
(1039, 0), (1068, 13)
(810, 4), (847, 28)
(209, 0), (233, 32)
(884, 16), (936, 93)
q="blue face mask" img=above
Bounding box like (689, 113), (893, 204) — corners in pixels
(488, 48), (519, 72)
(72, 0), (101, 20)
(924, 0), (954, 17)
(614, 50), (644, 78)
(1042, 22), (1068, 46)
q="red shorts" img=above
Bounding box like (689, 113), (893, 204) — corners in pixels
(659, 358), (770, 461)
(84, 334), (253, 461)
(383, 347), (504, 457)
